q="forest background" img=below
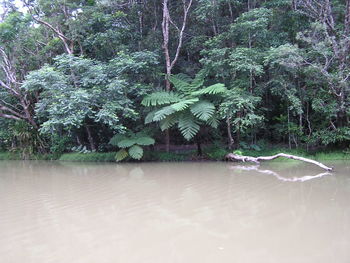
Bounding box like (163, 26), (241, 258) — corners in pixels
(0, 0), (349, 161)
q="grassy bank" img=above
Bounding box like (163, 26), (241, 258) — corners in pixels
(0, 147), (349, 162)
(0, 152), (59, 161)
(58, 152), (116, 162)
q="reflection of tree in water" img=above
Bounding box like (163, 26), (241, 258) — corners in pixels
(229, 165), (332, 182)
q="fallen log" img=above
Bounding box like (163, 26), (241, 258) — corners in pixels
(225, 153), (333, 171)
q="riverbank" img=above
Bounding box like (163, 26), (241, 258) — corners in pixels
(0, 147), (349, 162)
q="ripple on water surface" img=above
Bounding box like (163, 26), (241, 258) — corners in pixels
(0, 161), (349, 263)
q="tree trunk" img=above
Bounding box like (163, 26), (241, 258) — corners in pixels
(161, 0), (193, 152)
(85, 125), (96, 151)
(227, 116), (234, 149)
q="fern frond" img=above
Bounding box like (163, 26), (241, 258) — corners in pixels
(128, 145), (143, 160)
(191, 83), (227, 96)
(159, 114), (178, 131)
(206, 114), (219, 129)
(141, 91), (182, 106)
(134, 136), (155, 146)
(117, 138), (135, 148)
(109, 134), (127, 146)
(178, 114), (200, 140)
(145, 110), (157, 124)
(170, 98), (199, 111)
(153, 106), (176, 121)
(168, 74), (191, 91)
(115, 149), (128, 162)
(190, 101), (215, 121)
(190, 69), (206, 89)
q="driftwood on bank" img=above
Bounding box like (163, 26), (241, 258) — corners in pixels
(225, 153), (333, 171)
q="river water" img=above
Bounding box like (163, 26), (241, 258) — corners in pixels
(0, 160), (349, 263)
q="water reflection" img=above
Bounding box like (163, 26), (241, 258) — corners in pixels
(0, 161), (349, 263)
(228, 164), (333, 182)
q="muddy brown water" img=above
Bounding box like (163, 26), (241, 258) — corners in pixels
(0, 160), (349, 263)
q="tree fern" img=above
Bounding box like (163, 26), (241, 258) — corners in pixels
(145, 110), (157, 124)
(135, 136), (155, 145)
(115, 149), (128, 161)
(178, 114), (200, 140)
(168, 73), (191, 91)
(206, 114), (220, 129)
(170, 98), (199, 111)
(153, 105), (176, 121)
(128, 145), (143, 160)
(160, 114), (178, 131)
(141, 91), (182, 106)
(191, 83), (227, 95)
(109, 132), (155, 161)
(116, 138), (135, 148)
(190, 101), (215, 121)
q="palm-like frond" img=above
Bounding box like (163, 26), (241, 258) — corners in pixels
(153, 105), (176, 121)
(117, 138), (135, 148)
(160, 114), (178, 131)
(190, 101), (215, 121)
(191, 83), (227, 96)
(141, 91), (182, 106)
(168, 74), (191, 91)
(178, 114), (200, 140)
(145, 110), (157, 124)
(115, 149), (128, 161)
(190, 69), (206, 90)
(134, 136), (155, 146)
(153, 98), (198, 121)
(206, 114), (220, 129)
(128, 145), (143, 160)
(170, 98), (199, 111)
(109, 134), (127, 146)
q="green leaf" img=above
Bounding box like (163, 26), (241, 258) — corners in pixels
(170, 98), (199, 111)
(206, 114), (219, 129)
(128, 145), (143, 160)
(134, 136), (155, 146)
(117, 138), (135, 148)
(168, 74), (191, 90)
(115, 149), (128, 162)
(159, 114), (178, 131)
(141, 92), (182, 106)
(178, 114), (200, 141)
(191, 83), (227, 96)
(145, 110), (157, 124)
(109, 134), (127, 146)
(190, 101), (215, 121)
(153, 106), (176, 121)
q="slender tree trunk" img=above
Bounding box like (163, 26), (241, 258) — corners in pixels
(227, 116), (234, 149)
(161, 0), (193, 151)
(85, 125), (96, 151)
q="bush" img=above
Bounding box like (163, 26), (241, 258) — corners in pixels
(204, 146), (228, 160)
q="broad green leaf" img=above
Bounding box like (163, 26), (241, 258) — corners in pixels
(178, 114), (200, 140)
(191, 83), (227, 95)
(128, 145), (143, 160)
(115, 149), (128, 162)
(141, 92), (182, 107)
(190, 101), (215, 121)
(117, 138), (135, 148)
(135, 136), (155, 146)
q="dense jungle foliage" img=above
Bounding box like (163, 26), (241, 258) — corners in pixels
(0, 0), (349, 160)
